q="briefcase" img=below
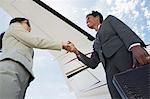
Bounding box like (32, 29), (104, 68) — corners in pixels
(113, 64), (150, 99)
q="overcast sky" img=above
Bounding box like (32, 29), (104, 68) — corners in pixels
(0, 0), (150, 99)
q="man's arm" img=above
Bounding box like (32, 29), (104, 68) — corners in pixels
(65, 42), (100, 69)
(75, 50), (100, 69)
(108, 15), (150, 65)
(108, 15), (146, 48)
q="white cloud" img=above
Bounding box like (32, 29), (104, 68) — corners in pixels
(106, 0), (147, 41)
(110, 0), (139, 18)
(146, 20), (150, 30)
(141, 0), (145, 7)
(132, 10), (139, 19)
(105, 0), (112, 5)
(132, 26), (145, 41)
(142, 7), (150, 19)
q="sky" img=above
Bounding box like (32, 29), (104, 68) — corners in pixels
(0, 0), (150, 99)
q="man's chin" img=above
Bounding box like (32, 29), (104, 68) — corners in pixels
(89, 27), (94, 29)
(87, 25), (93, 29)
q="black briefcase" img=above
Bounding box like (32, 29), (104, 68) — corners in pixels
(113, 64), (150, 99)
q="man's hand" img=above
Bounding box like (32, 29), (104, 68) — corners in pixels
(62, 41), (78, 54)
(131, 45), (150, 65)
(62, 41), (70, 50)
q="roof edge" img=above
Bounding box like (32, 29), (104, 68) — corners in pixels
(33, 0), (95, 41)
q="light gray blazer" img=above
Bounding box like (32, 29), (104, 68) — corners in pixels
(0, 23), (62, 80)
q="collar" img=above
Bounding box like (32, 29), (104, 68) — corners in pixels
(98, 24), (101, 30)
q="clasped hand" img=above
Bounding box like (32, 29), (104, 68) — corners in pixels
(62, 41), (77, 53)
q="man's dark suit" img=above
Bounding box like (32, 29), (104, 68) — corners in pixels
(77, 15), (146, 98)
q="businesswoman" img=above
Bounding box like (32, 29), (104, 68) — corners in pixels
(0, 17), (68, 99)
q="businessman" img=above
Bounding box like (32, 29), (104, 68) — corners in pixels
(65, 11), (150, 98)
(0, 17), (70, 99)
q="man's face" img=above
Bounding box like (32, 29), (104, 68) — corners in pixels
(20, 20), (31, 32)
(86, 15), (98, 29)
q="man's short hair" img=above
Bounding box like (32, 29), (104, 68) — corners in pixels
(86, 11), (103, 23)
(10, 17), (30, 27)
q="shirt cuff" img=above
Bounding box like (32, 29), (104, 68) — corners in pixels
(75, 51), (81, 58)
(129, 43), (141, 51)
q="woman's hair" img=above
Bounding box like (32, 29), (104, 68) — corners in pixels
(10, 17), (30, 27)
(86, 11), (103, 24)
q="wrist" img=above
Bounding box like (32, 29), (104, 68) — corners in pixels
(129, 43), (141, 51)
(74, 49), (79, 54)
(131, 45), (141, 51)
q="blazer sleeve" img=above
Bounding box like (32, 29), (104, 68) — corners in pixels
(107, 15), (146, 49)
(77, 51), (100, 69)
(8, 24), (62, 50)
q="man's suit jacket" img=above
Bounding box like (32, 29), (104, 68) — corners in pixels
(0, 23), (62, 80)
(77, 15), (145, 69)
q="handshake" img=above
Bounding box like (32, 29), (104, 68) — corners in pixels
(62, 41), (78, 54)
